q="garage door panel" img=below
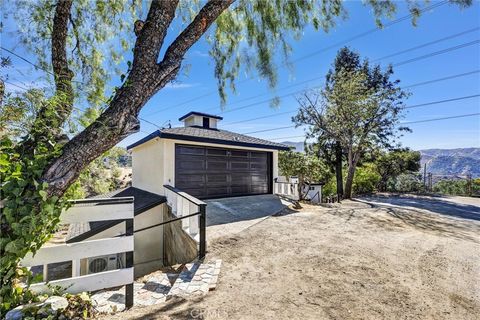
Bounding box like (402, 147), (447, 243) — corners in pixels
(177, 159), (205, 170)
(207, 148), (227, 156)
(231, 185), (250, 195)
(177, 145), (205, 155)
(175, 145), (271, 199)
(251, 185), (269, 194)
(230, 161), (250, 170)
(206, 174), (229, 184)
(231, 173), (251, 186)
(206, 187), (230, 197)
(206, 159), (228, 171)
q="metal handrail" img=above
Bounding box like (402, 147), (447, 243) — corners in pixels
(163, 184), (206, 206)
(163, 184), (206, 260)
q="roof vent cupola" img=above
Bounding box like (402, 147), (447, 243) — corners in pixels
(178, 111), (223, 129)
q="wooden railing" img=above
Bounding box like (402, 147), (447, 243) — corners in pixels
(21, 197), (135, 308)
(274, 181), (300, 200)
(163, 185), (206, 259)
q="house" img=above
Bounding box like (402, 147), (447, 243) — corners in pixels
(127, 111), (290, 199)
(64, 111), (289, 278)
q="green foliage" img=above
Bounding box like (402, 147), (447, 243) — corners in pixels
(352, 163), (381, 195)
(433, 179), (470, 196)
(0, 89), (45, 139)
(279, 150), (331, 184)
(389, 173), (422, 193)
(375, 148), (421, 191)
(279, 150), (331, 199)
(10, 0), (142, 107)
(0, 137), (67, 312)
(8, 292), (94, 319)
(293, 47), (409, 198)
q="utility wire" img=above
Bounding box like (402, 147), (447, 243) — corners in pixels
(241, 96), (480, 135)
(265, 113), (480, 141)
(372, 27), (479, 62)
(392, 39), (480, 67)
(401, 113), (480, 124)
(153, 1), (449, 112)
(210, 27), (479, 118)
(224, 93), (480, 126)
(217, 40), (479, 116)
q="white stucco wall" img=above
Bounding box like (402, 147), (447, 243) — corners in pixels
(80, 204), (165, 278)
(131, 138), (164, 194)
(131, 138), (280, 196)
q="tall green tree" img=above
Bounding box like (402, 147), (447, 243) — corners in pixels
(375, 148), (421, 191)
(0, 0), (472, 311)
(293, 47), (410, 198)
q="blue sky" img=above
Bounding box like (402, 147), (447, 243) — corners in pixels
(2, 1), (479, 150)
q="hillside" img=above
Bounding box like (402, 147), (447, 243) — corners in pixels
(281, 143), (480, 178)
(419, 148), (480, 178)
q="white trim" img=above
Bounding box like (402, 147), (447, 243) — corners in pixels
(60, 203), (133, 223)
(21, 236), (134, 267)
(29, 267), (134, 294)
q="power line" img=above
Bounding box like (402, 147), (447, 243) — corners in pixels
(402, 70), (479, 89)
(153, 1), (449, 112)
(1, 49), (163, 130)
(392, 39), (480, 67)
(217, 40), (479, 116)
(240, 94), (480, 134)
(224, 93), (480, 126)
(405, 94), (480, 109)
(372, 27), (479, 62)
(218, 26), (478, 117)
(264, 113), (480, 141)
(401, 113), (480, 124)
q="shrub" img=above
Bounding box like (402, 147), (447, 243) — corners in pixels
(352, 163), (380, 195)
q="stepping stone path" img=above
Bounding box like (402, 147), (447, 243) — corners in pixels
(91, 260), (222, 314)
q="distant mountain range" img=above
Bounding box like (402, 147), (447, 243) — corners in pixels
(281, 142), (480, 178)
(419, 148), (480, 178)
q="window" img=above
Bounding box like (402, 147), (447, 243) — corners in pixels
(203, 117), (210, 128)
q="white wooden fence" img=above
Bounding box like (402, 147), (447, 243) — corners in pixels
(274, 181), (300, 200)
(20, 197), (135, 308)
(163, 185), (206, 258)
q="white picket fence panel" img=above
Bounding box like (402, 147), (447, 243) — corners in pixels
(20, 197), (135, 307)
(274, 182), (300, 200)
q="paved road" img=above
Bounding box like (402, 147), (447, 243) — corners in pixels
(356, 194), (480, 222)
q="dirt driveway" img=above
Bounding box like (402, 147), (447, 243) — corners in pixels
(111, 195), (480, 320)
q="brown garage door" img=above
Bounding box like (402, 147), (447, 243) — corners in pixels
(175, 144), (272, 199)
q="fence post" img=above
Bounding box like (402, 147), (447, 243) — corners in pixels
(125, 218), (134, 309)
(198, 203), (207, 260)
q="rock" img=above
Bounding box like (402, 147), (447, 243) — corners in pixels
(44, 296), (69, 311)
(5, 308), (23, 320)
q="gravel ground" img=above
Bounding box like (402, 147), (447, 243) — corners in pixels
(105, 195), (480, 320)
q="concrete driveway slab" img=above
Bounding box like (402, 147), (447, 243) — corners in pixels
(205, 194), (286, 239)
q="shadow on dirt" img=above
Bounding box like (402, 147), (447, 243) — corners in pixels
(358, 194), (480, 222)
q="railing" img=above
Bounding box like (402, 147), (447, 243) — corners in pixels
(274, 181), (300, 200)
(21, 197), (135, 308)
(163, 185), (206, 259)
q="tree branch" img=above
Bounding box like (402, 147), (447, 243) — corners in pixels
(159, 0), (234, 70)
(51, 0), (74, 123)
(41, 0), (235, 197)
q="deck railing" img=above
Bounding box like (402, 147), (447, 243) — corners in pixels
(21, 197), (135, 308)
(163, 185), (206, 259)
(274, 181), (300, 200)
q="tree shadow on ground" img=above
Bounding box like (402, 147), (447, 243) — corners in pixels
(349, 197), (480, 243)
(357, 194), (480, 222)
(125, 295), (207, 320)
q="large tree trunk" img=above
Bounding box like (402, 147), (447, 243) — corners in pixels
(344, 151), (357, 199)
(40, 0), (233, 198)
(335, 140), (344, 199)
